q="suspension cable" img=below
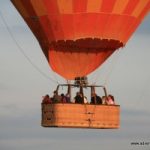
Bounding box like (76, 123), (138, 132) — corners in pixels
(90, 49), (123, 86)
(0, 10), (58, 84)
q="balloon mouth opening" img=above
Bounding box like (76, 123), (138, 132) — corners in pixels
(49, 38), (124, 52)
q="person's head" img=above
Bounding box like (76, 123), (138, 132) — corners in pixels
(61, 93), (64, 97)
(43, 94), (49, 99)
(108, 95), (114, 101)
(45, 94), (49, 98)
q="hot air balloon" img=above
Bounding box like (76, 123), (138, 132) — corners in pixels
(11, 0), (150, 129)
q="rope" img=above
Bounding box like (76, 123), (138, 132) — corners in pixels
(90, 49), (123, 86)
(0, 10), (58, 84)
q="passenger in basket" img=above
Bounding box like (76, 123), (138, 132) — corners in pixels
(65, 93), (71, 103)
(52, 90), (61, 103)
(74, 92), (83, 104)
(90, 93), (102, 104)
(83, 96), (88, 104)
(61, 93), (67, 103)
(106, 94), (115, 105)
(42, 94), (52, 104)
(102, 96), (107, 104)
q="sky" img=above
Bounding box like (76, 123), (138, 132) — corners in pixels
(0, 0), (150, 150)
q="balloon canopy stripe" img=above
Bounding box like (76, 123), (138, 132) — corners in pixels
(11, 0), (150, 79)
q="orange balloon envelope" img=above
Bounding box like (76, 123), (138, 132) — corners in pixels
(11, 0), (150, 79)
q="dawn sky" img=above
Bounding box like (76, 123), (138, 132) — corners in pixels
(0, 0), (150, 150)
